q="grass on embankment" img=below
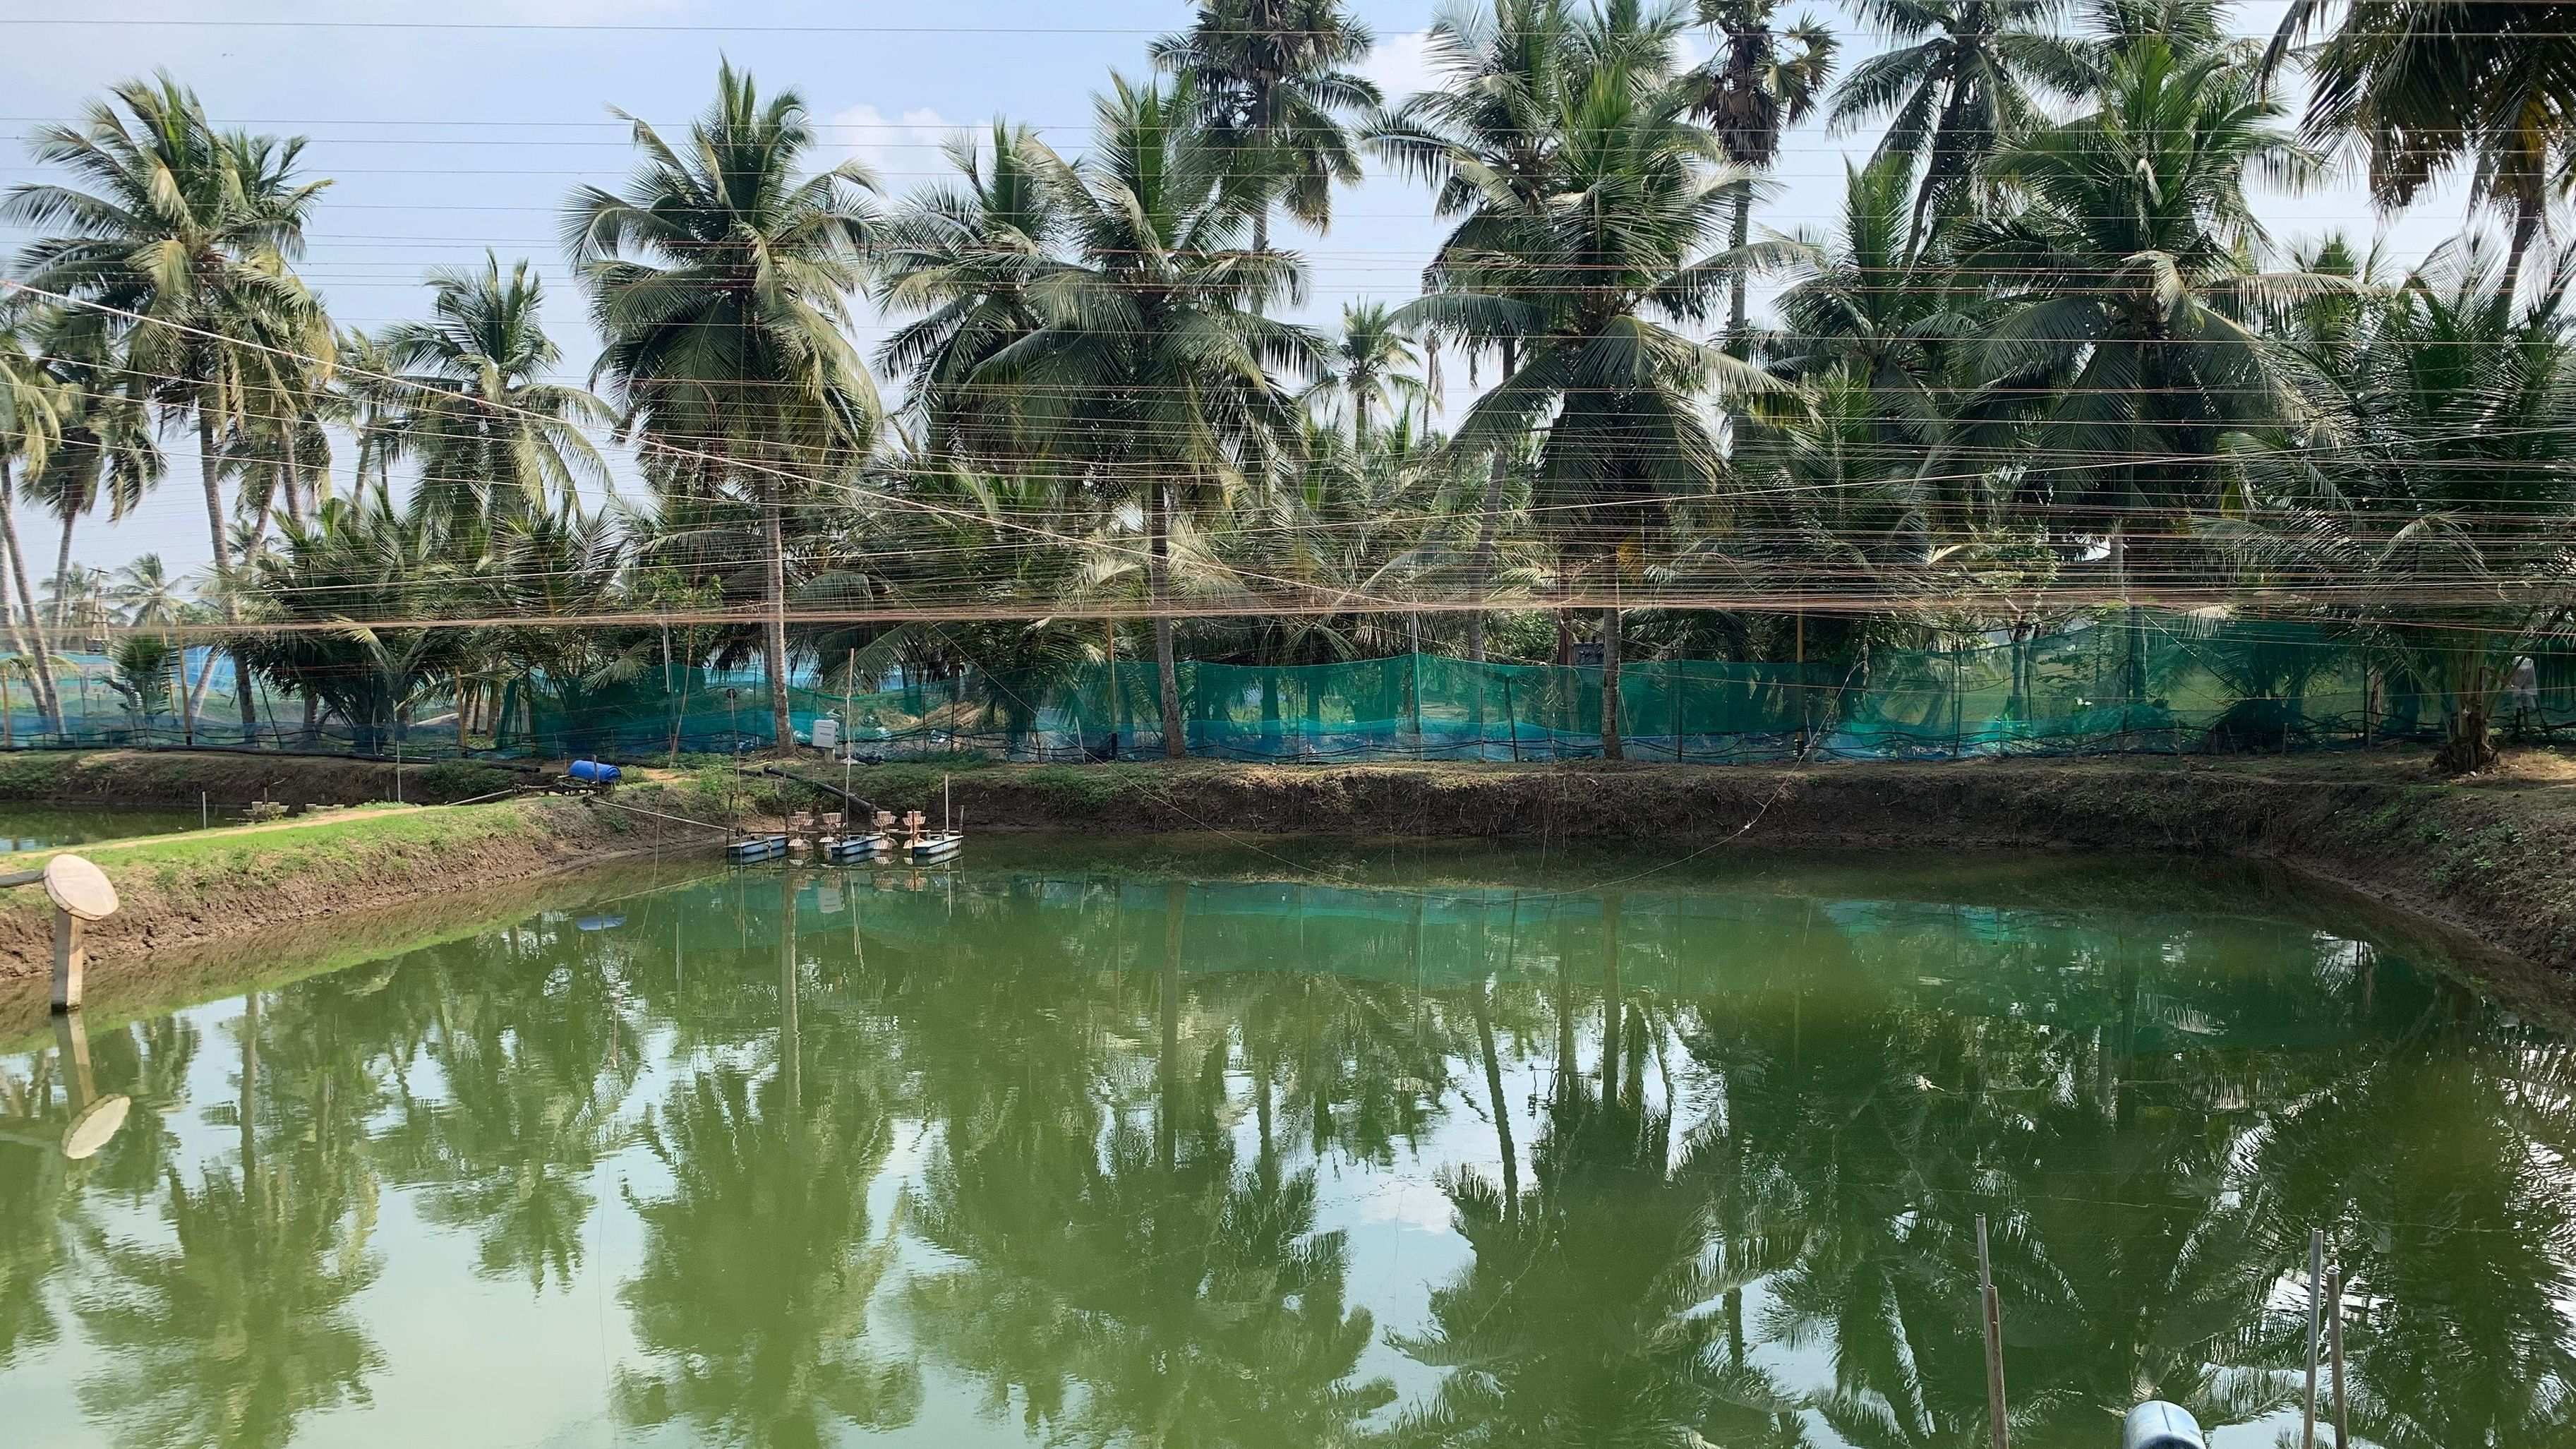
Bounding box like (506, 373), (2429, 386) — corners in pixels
(0, 783), (738, 991)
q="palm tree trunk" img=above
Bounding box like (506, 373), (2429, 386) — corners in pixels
(2503, 195), (2544, 307)
(1473, 980), (1517, 1215)
(0, 462), (60, 730)
(1465, 450), (1508, 663)
(1727, 180), (1754, 355)
(761, 483), (795, 751)
(184, 411), (239, 735)
(1599, 603), (1624, 761)
(49, 512), (73, 634)
(1600, 891), (1623, 1107)
(1152, 488), (1186, 759)
(1463, 342), (1521, 663)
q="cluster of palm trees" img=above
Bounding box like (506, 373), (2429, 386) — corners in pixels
(1, 0), (2573, 766)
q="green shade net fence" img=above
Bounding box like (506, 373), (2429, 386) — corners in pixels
(523, 611), (2570, 764)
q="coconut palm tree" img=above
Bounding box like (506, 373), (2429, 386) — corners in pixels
(938, 75), (1319, 757)
(1402, 30), (1777, 757)
(1367, 0), (1668, 663)
(876, 121), (1064, 457)
(1151, 0), (1381, 252)
(0, 321), (64, 730)
(1827, 0), (2095, 252)
(2267, 0), (2576, 301)
(1966, 35), (2332, 608)
(234, 490), (467, 756)
(361, 253), (609, 534)
(110, 553), (184, 629)
(568, 61), (880, 752)
(3, 73), (332, 736)
(1690, 0), (1840, 351)
(1304, 301), (1431, 438)
(2214, 243), (2576, 774)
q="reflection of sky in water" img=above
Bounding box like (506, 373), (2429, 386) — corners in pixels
(0, 853), (2562, 1448)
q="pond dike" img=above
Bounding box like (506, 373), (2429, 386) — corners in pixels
(0, 748), (2571, 1002)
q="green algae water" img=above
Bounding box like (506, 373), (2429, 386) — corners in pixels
(0, 807), (203, 853)
(1, 839), (2570, 1448)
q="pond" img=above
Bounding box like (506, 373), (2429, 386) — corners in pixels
(0, 839), (2568, 1448)
(0, 807), (205, 853)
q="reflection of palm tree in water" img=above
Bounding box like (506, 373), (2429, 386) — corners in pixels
(2253, 1030), (2576, 1448)
(373, 918), (642, 1294)
(902, 879), (1397, 1446)
(71, 990), (387, 1449)
(1387, 894), (1806, 1448)
(615, 874), (920, 1446)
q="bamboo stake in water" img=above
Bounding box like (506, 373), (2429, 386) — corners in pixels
(2303, 1228), (2325, 1449)
(1977, 1213), (2008, 1449)
(2328, 1265), (2349, 1449)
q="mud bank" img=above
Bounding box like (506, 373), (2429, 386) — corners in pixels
(0, 789), (723, 997)
(0, 747), (526, 809)
(8, 747), (2576, 1004)
(834, 752), (2576, 980)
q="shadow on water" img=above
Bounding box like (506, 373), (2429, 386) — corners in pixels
(1, 841), (2570, 1448)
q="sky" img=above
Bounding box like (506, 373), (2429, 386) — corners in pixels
(0, 0), (2499, 585)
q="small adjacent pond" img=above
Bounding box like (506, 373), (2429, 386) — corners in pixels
(0, 840), (2565, 1448)
(0, 807), (205, 853)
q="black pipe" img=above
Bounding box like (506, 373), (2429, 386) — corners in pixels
(754, 762), (882, 817)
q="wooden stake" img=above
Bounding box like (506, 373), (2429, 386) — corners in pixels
(50, 910), (82, 1011)
(1977, 1213), (2009, 1449)
(2328, 1265), (2348, 1449)
(2303, 1228), (2324, 1449)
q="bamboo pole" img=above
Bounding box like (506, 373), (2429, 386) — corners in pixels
(1977, 1213), (2009, 1449)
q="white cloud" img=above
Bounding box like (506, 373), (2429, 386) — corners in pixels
(826, 103), (962, 185)
(1359, 30), (1438, 104)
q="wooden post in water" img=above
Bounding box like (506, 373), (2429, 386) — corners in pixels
(2303, 1228), (2325, 1449)
(1977, 1213), (2009, 1449)
(2327, 1265), (2348, 1449)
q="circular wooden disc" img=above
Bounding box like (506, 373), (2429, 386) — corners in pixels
(61, 1093), (128, 1160)
(43, 855), (117, 922)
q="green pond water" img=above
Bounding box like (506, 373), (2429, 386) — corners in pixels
(1, 839), (2570, 1449)
(0, 807), (203, 853)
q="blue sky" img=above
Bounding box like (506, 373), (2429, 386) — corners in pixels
(0, 0), (2492, 582)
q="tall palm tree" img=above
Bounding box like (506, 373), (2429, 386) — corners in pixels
(1402, 29), (1776, 757)
(568, 61), (879, 751)
(0, 322), (64, 730)
(111, 553), (185, 629)
(1304, 301), (1431, 438)
(1690, 0), (1840, 351)
(1967, 36), (2331, 613)
(877, 121), (1064, 460)
(933, 76), (1318, 757)
(3, 73), (331, 735)
(1827, 0), (2094, 252)
(363, 253), (610, 534)
(2273, 1), (2576, 302)
(1152, 0), (1382, 252)
(2216, 243), (2576, 774)
(1368, 0), (1620, 663)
